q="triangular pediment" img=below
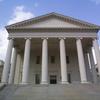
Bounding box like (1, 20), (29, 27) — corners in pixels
(6, 12), (100, 29)
(18, 17), (82, 28)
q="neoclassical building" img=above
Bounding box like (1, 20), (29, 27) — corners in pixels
(1, 12), (100, 84)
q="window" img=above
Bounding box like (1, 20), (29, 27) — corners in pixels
(96, 68), (98, 73)
(66, 56), (69, 64)
(35, 74), (40, 84)
(50, 75), (57, 84)
(51, 56), (55, 64)
(96, 68), (99, 77)
(36, 56), (40, 64)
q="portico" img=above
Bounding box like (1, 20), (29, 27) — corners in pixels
(1, 12), (100, 84)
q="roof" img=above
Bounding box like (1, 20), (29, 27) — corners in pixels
(5, 12), (100, 30)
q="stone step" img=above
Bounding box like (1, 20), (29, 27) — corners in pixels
(0, 84), (100, 100)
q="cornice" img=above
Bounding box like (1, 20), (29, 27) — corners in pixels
(7, 27), (99, 33)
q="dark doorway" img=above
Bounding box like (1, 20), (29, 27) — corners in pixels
(68, 73), (71, 83)
(35, 74), (40, 84)
(50, 75), (57, 84)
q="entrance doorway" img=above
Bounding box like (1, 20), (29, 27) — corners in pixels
(50, 75), (57, 84)
(68, 73), (71, 83)
(35, 74), (40, 84)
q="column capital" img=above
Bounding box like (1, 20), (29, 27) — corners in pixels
(92, 37), (98, 41)
(41, 37), (48, 40)
(75, 37), (83, 40)
(8, 37), (15, 40)
(13, 44), (18, 48)
(58, 37), (66, 40)
(24, 38), (31, 40)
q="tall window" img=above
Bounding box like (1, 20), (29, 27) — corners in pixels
(36, 56), (40, 64)
(96, 67), (98, 73)
(66, 56), (69, 64)
(51, 56), (55, 64)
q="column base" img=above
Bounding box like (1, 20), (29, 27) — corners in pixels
(1, 82), (8, 85)
(21, 82), (29, 85)
(81, 81), (89, 84)
(41, 81), (48, 85)
(61, 81), (69, 84)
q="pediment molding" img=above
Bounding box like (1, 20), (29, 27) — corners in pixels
(6, 12), (100, 30)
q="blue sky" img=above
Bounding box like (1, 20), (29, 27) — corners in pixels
(0, 0), (100, 26)
(0, 0), (100, 60)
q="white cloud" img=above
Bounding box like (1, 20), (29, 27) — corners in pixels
(0, 28), (8, 61)
(8, 5), (34, 25)
(90, 0), (100, 5)
(0, 5), (34, 61)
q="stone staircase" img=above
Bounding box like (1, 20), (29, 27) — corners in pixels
(0, 84), (100, 100)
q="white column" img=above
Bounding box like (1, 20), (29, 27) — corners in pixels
(14, 54), (22, 84)
(60, 38), (68, 84)
(8, 47), (17, 84)
(41, 38), (48, 84)
(1, 39), (14, 84)
(22, 39), (31, 84)
(93, 39), (100, 75)
(89, 47), (97, 83)
(76, 38), (87, 83)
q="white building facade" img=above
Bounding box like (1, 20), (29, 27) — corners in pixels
(1, 13), (100, 84)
